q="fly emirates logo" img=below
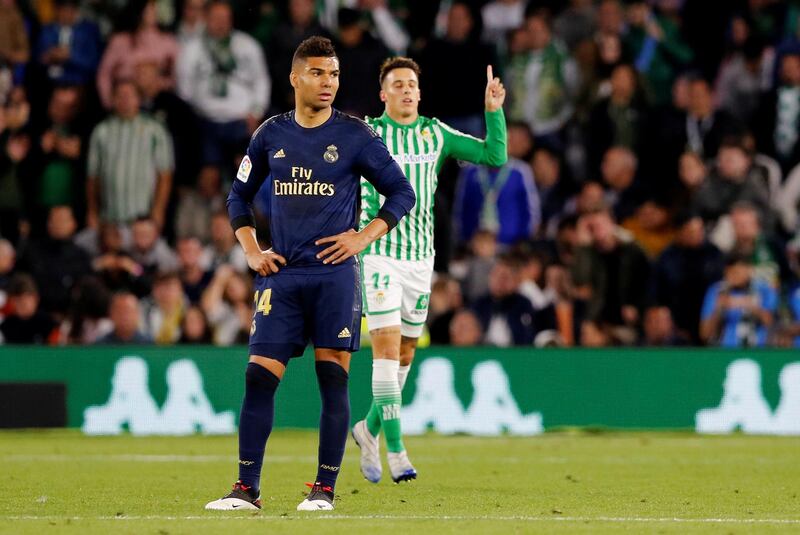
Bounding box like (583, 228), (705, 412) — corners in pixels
(274, 166), (335, 196)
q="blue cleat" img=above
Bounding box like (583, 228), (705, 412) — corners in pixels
(352, 420), (382, 483)
(387, 450), (417, 483)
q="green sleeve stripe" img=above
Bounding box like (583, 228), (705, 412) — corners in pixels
(367, 307), (401, 316)
(401, 318), (426, 326)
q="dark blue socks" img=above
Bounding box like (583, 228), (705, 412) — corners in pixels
(315, 361), (350, 490)
(237, 361), (349, 494)
(238, 363), (280, 492)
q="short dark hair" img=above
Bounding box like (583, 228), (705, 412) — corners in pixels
(8, 273), (38, 297)
(153, 271), (181, 285)
(507, 120), (533, 136)
(725, 252), (751, 268)
(177, 235), (202, 246)
(112, 78), (138, 95)
(730, 200), (760, 218)
(114, 0), (151, 34)
(337, 7), (361, 28)
(379, 57), (421, 86)
(292, 36), (337, 67)
(525, 7), (553, 29)
(206, 0), (232, 12)
(782, 50), (800, 62)
(495, 253), (523, 271)
(132, 215), (155, 225)
(110, 290), (138, 305)
(672, 208), (700, 228)
(719, 134), (751, 155)
(687, 73), (712, 88)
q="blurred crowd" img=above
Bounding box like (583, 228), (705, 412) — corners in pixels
(3, 0), (800, 349)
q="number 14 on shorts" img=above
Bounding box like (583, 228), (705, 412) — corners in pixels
(254, 289), (273, 315)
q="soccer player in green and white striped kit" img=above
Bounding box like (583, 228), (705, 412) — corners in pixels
(352, 57), (507, 483)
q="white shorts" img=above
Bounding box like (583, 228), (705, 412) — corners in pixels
(362, 254), (434, 338)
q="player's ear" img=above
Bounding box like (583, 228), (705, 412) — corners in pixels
(379, 89), (387, 103)
(289, 70), (298, 89)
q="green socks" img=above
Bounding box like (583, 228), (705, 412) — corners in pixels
(369, 359), (402, 452)
(367, 359), (407, 453)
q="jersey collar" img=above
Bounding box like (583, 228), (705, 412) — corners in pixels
(292, 108), (337, 130)
(381, 111), (420, 129)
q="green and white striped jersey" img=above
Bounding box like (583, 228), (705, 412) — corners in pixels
(87, 114), (174, 224)
(361, 109), (507, 261)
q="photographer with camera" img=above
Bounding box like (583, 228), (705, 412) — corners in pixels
(700, 253), (777, 347)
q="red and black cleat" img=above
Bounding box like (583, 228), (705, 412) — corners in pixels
(204, 480), (262, 510)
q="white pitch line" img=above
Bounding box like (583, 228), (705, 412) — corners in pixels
(0, 454), (539, 464)
(0, 454), (315, 463)
(2, 453), (789, 466)
(2, 515), (800, 525)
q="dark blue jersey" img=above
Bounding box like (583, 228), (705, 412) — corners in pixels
(227, 109), (416, 270)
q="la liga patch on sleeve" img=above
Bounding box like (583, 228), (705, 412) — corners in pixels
(237, 155), (252, 182)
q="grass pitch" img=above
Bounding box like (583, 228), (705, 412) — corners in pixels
(0, 430), (798, 534)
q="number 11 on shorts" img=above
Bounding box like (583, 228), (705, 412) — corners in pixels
(371, 273), (389, 289)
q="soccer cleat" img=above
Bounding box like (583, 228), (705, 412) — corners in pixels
(387, 450), (417, 483)
(296, 482), (335, 511)
(351, 419), (382, 483)
(204, 481), (261, 510)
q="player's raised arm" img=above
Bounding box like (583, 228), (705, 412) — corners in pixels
(439, 65), (508, 168)
(226, 130), (286, 276)
(485, 65), (506, 113)
(316, 136), (415, 265)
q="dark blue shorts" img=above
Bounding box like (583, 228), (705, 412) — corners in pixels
(248, 263), (362, 363)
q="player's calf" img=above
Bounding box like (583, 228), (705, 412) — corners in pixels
(206, 362), (280, 511)
(372, 359), (406, 452)
(312, 360), (349, 496)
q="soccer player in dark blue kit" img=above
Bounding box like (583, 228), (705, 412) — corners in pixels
(204, 36), (415, 512)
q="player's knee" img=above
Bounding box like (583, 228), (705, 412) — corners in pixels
(315, 361), (349, 389)
(399, 338), (418, 365)
(399, 352), (415, 366)
(245, 362), (281, 392)
(371, 328), (402, 359)
(374, 346), (400, 360)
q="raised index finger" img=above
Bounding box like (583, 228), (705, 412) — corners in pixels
(486, 65), (494, 84)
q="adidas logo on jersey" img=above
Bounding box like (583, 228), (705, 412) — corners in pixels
(274, 148), (286, 158)
(338, 327), (351, 339)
